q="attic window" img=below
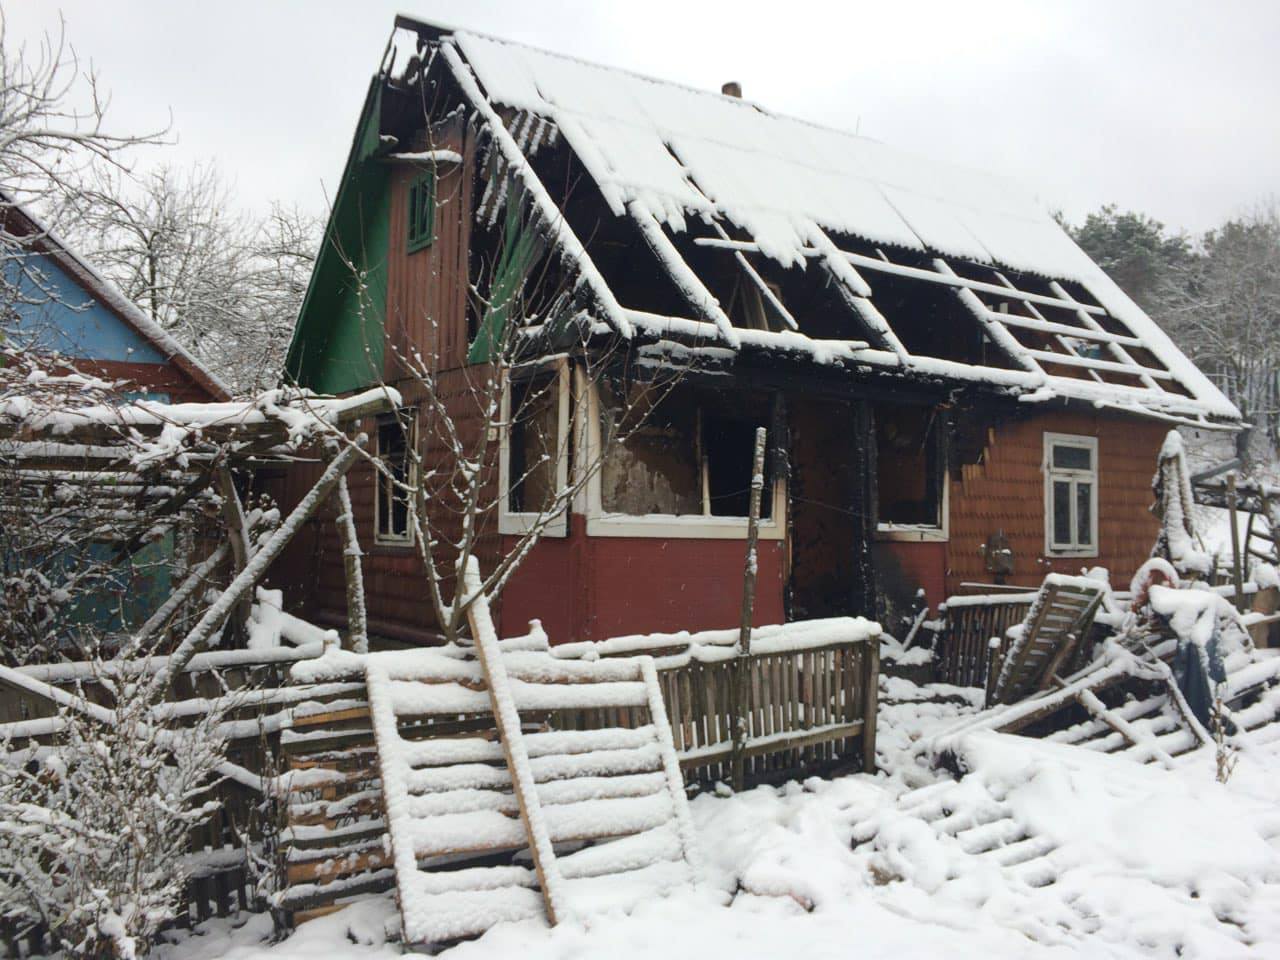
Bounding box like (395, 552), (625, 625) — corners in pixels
(407, 170), (435, 253)
(875, 404), (944, 537)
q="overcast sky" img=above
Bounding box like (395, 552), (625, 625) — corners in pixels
(6, 0), (1279, 235)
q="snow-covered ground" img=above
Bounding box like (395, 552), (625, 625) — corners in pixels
(156, 676), (1280, 960)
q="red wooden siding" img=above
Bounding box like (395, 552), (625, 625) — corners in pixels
(945, 410), (1165, 596)
(384, 118), (474, 377)
(73, 359), (219, 404)
(498, 516), (786, 644)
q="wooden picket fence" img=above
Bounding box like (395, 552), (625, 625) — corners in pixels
(0, 618), (881, 939)
(932, 592), (1036, 688)
(553, 629), (878, 785)
(281, 618), (880, 920)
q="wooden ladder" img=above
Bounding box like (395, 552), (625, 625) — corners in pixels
(367, 562), (699, 946)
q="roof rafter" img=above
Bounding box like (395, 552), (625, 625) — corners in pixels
(438, 41), (636, 340)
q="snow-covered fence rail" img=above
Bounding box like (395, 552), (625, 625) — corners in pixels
(0, 640), (336, 954)
(934, 592), (1037, 688)
(271, 617), (882, 921)
(551, 617), (882, 784)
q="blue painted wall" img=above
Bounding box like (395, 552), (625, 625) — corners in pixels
(7, 252), (166, 363)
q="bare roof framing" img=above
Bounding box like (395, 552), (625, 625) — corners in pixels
(386, 19), (1239, 429)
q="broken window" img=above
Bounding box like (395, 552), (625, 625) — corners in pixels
(1043, 433), (1098, 555)
(598, 382), (774, 519)
(375, 410), (416, 545)
(598, 380), (701, 515)
(875, 404), (943, 529)
(506, 372), (563, 515)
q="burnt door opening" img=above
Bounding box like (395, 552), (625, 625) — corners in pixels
(787, 395), (875, 620)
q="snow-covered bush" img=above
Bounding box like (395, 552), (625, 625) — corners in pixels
(0, 667), (226, 957)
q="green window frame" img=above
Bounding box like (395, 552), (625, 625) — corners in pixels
(407, 169), (435, 253)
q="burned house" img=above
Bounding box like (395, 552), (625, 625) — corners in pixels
(274, 16), (1240, 646)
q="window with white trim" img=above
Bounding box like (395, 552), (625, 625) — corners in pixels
(1044, 433), (1098, 556)
(499, 361), (570, 537)
(595, 381), (779, 522)
(374, 409), (416, 546)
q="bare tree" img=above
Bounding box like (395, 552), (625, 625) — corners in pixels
(313, 179), (699, 647)
(54, 162), (320, 394)
(0, 12), (166, 327)
(1156, 201), (1280, 466)
(0, 662), (226, 958)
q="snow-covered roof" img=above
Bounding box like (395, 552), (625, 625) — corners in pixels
(2, 194), (231, 402)
(396, 19), (1239, 428)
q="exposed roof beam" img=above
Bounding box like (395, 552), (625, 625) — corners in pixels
(439, 41), (636, 339)
(694, 237), (1108, 317)
(989, 310), (1146, 348)
(1048, 280), (1163, 393)
(1028, 349), (1175, 380)
(709, 221), (798, 331)
(804, 225), (910, 359)
(628, 203), (740, 348)
(933, 260), (1042, 376)
(990, 273), (1105, 383)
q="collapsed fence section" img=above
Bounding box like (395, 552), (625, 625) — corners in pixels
(932, 592), (1036, 688)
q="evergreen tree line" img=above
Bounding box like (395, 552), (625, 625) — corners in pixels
(1063, 202), (1280, 465)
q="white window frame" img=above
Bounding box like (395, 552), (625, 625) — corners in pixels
(1043, 432), (1099, 558)
(498, 358), (571, 538)
(583, 380), (787, 540)
(373, 409), (418, 547)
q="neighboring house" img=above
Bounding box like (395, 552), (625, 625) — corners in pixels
(2, 195), (228, 404)
(1, 195), (229, 644)
(274, 16), (1240, 646)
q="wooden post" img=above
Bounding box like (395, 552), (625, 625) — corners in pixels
(154, 441), (364, 691)
(216, 464), (253, 640)
(861, 632), (880, 774)
(335, 473), (369, 653)
(463, 560), (564, 926)
(1228, 473), (1246, 610)
(731, 427), (767, 792)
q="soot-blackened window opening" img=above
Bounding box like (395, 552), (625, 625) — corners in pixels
(507, 374), (561, 515)
(875, 404), (942, 528)
(375, 410), (417, 545)
(598, 382), (773, 519)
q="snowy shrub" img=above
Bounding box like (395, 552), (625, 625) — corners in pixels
(0, 667), (226, 957)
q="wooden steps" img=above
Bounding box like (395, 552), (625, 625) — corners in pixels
(368, 562), (699, 947)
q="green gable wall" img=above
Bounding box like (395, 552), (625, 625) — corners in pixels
(285, 78), (390, 393)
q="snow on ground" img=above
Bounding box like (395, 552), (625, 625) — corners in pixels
(156, 676), (1280, 960)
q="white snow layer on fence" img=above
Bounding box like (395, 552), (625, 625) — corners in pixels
(447, 30), (1236, 420)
